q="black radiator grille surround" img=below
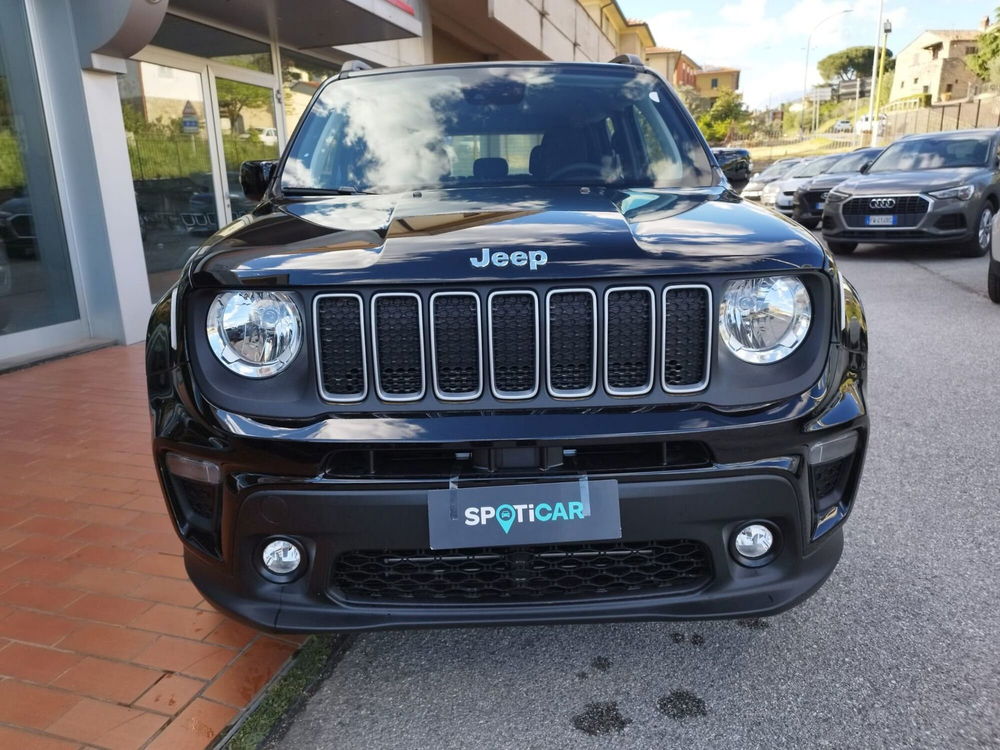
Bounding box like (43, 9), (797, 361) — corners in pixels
(331, 539), (713, 603)
(663, 286), (710, 391)
(315, 283), (713, 404)
(546, 289), (596, 396)
(316, 295), (366, 401)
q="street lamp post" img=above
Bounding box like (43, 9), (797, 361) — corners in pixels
(872, 19), (893, 147)
(867, 0), (885, 141)
(801, 9), (853, 138)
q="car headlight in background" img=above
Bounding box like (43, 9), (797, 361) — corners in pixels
(928, 184), (975, 201)
(825, 189), (850, 203)
(207, 291), (302, 377)
(719, 276), (812, 364)
(761, 183), (779, 204)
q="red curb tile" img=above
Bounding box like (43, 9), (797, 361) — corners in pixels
(144, 698), (237, 750)
(62, 568), (145, 598)
(0, 725), (80, 750)
(130, 553), (188, 580)
(202, 637), (295, 708)
(203, 619), (260, 649)
(46, 697), (167, 750)
(131, 635), (235, 676)
(52, 656), (164, 704)
(0, 642), (83, 684)
(0, 680), (79, 730)
(62, 545), (142, 569)
(130, 603), (226, 640)
(135, 673), (205, 716)
(62, 594), (153, 626)
(131, 576), (204, 608)
(0, 583), (84, 612)
(3, 559), (79, 584)
(14, 517), (88, 538)
(57, 624), (158, 661)
(5, 535), (85, 561)
(0, 610), (81, 646)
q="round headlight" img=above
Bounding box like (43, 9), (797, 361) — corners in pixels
(719, 276), (811, 364)
(207, 291), (302, 378)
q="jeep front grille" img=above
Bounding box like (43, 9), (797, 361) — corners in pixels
(315, 284), (712, 404)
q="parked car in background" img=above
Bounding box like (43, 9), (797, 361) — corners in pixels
(832, 119), (852, 133)
(767, 154), (842, 217)
(822, 129), (1000, 256)
(792, 147), (884, 229)
(712, 147), (752, 182)
(989, 213), (1000, 302)
(741, 157), (802, 201)
(855, 113), (887, 136)
(0, 194), (35, 258)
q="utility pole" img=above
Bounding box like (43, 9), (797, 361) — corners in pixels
(801, 9), (853, 138)
(867, 0), (885, 144)
(873, 20), (892, 147)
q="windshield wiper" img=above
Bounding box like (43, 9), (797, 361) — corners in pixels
(281, 186), (373, 196)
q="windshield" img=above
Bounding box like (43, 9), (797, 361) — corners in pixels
(788, 155), (841, 178)
(280, 66), (714, 194)
(870, 135), (992, 172)
(830, 150), (880, 173)
(759, 160), (799, 180)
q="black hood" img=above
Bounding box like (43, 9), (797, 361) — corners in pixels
(189, 186), (828, 287)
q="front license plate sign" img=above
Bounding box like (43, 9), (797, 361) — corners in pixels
(815, 201), (825, 211)
(427, 479), (621, 550)
(865, 214), (897, 226)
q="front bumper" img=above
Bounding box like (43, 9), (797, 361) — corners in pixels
(822, 193), (976, 244)
(148, 334), (868, 632)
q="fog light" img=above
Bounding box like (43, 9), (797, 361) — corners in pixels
(262, 539), (301, 575)
(734, 524), (774, 559)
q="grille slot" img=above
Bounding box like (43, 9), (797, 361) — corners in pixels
(488, 291), (539, 399)
(430, 292), (482, 400)
(332, 539), (712, 603)
(371, 293), (425, 400)
(662, 286), (711, 392)
(546, 289), (597, 397)
(315, 294), (367, 402)
(605, 287), (655, 395)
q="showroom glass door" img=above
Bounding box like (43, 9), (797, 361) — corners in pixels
(208, 74), (281, 223)
(118, 59), (222, 302)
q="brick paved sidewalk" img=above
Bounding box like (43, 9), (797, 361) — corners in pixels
(0, 345), (301, 749)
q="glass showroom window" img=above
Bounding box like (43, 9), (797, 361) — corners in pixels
(0, 0), (80, 337)
(280, 49), (341, 136)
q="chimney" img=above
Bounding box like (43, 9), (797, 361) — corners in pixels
(981, 15), (990, 31)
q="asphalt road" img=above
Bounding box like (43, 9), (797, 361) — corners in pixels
(274, 242), (1000, 750)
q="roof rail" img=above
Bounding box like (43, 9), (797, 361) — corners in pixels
(341, 59), (373, 73)
(609, 54), (643, 66)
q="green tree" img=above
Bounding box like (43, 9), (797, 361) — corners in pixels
(968, 8), (1000, 82)
(818, 46), (893, 81)
(676, 84), (712, 118)
(696, 90), (750, 143)
(215, 79), (272, 133)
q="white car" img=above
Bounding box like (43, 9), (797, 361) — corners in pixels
(767, 153), (842, 217)
(832, 119), (852, 133)
(854, 114), (887, 136)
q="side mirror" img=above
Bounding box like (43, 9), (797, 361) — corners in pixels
(240, 160), (277, 201)
(859, 160), (872, 174)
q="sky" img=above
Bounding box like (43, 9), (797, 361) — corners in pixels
(618, 0), (993, 109)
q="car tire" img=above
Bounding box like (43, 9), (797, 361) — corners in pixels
(798, 218), (820, 230)
(827, 241), (857, 255)
(989, 259), (1000, 304)
(958, 202), (994, 258)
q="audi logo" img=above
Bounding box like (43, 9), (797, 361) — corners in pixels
(869, 197), (896, 209)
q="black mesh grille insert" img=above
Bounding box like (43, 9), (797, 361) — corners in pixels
(317, 295), (365, 399)
(432, 294), (480, 396)
(663, 287), (709, 388)
(490, 293), (537, 396)
(843, 196), (928, 215)
(332, 539), (712, 603)
(606, 289), (653, 392)
(373, 295), (423, 397)
(547, 291), (595, 394)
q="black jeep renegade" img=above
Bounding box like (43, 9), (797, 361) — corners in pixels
(146, 58), (869, 632)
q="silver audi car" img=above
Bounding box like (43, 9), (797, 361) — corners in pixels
(821, 129), (1000, 256)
